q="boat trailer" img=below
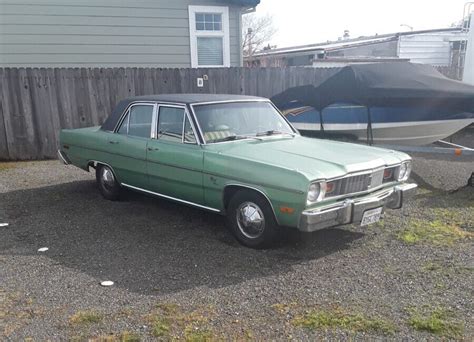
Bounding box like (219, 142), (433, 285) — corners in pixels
(373, 140), (474, 187)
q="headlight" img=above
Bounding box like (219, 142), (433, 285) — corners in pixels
(398, 161), (412, 181)
(307, 182), (325, 204)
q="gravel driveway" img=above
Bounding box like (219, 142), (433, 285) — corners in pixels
(1, 154), (473, 341)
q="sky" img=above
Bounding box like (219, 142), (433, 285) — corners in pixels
(254, 0), (470, 48)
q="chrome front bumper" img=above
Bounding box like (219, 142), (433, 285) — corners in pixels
(58, 149), (71, 165)
(298, 183), (417, 232)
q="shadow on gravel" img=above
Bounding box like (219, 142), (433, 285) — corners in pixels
(0, 180), (364, 295)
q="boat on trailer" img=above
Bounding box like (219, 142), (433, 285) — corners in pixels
(272, 62), (474, 146)
(280, 102), (474, 146)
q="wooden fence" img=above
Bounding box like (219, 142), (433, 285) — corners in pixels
(0, 67), (339, 160)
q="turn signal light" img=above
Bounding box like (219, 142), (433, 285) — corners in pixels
(280, 206), (295, 214)
(383, 169), (393, 179)
(325, 182), (335, 194)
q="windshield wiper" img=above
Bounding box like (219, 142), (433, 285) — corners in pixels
(210, 134), (262, 143)
(256, 130), (295, 137)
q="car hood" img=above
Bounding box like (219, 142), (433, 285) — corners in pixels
(205, 136), (410, 181)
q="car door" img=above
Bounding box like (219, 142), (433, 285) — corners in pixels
(146, 104), (204, 205)
(105, 103), (156, 189)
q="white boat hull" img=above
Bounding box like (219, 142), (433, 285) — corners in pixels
(293, 119), (474, 146)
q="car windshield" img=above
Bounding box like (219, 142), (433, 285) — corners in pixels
(192, 101), (295, 143)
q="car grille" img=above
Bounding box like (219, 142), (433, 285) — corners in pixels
(370, 169), (384, 188)
(326, 167), (397, 198)
(341, 174), (370, 194)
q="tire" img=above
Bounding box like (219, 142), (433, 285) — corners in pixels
(226, 189), (280, 249)
(96, 164), (121, 201)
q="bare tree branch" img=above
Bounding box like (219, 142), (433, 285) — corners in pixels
(242, 13), (277, 57)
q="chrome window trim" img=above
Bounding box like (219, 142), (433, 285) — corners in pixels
(189, 99), (297, 145)
(150, 103), (158, 139)
(188, 103), (207, 145)
(191, 98), (269, 106)
(268, 101), (299, 135)
(124, 110), (130, 135)
(121, 183), (221, 213)
(113, 101), (157, 134)
(155, 103), (200, 145)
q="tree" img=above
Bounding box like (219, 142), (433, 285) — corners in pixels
(242, 13), (277, 57)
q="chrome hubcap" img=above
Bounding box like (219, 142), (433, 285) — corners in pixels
(236, 201), (265, 239)
(101, 167), (115, 188)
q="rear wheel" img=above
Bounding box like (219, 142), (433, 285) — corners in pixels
(96, 164), (121, 201)
(226, 190), (280, 248)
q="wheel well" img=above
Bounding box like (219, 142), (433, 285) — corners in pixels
(223, 185), (277, 222)
(223, 185), (242, 209)
(87, 161), (96, 172)
(223, 185), (272, 208)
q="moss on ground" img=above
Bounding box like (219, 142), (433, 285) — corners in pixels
(69, 310), (103, 325)
(0, 162), (17, 171)
(407, 307), (463, 338)
(422, 260), (473, 275)
(398, 217), (473, 246)
(147, 303), (217, 341)
(88, 331), (141, 342)
(291, 307), (395, 335)
(1, 290), (43, 337)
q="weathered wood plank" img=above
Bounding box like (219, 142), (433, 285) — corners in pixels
(0, 67), (341, 160)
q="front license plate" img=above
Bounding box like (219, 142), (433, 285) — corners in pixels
(360, 207), (383, 226)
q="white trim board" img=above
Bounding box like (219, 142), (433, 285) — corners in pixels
(188, 5), (230, 68)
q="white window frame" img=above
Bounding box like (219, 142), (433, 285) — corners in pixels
(189, 5), (230, 68)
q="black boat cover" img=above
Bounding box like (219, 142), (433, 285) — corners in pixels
(271, 62), (474, 113)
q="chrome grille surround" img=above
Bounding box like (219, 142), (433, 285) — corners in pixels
(325, 165), (402, 199)
(369, 169), (384, 189)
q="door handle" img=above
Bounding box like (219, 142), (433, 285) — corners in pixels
(147, 147), (159, 151)
(108, 140), (119, 144)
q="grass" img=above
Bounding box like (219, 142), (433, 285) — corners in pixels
(119, 332), (141, 342)
(398, 218), (473, 246)
(69, 310), (103, 325)
(184, 326), (214, 342)
(148, 303), (217, 341)
(292, 307), (395, 335)
(271, 302), (298, 314)
(1, 290), (43, 337)
(0, 162), (17, 171)
(407, 307), (463, 338)
(87, 332), (141, 342)
(422, 260), (473, 275)
(152, 317), (171, 337)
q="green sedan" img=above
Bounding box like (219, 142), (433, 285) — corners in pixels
(59, 94), (417, 248)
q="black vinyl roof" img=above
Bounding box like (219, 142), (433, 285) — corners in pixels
(101, 94), (265, 131)
(125, 93), (264, 104)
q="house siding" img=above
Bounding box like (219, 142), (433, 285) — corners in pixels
(398, 31), (467, 66)
(0, 0), (243, 67)
(326, 40), (398, 58)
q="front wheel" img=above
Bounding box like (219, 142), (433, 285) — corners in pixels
(226, 190), (280, 248)
(96, 165), (121, 201)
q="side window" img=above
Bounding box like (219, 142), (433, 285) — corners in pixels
(157, 106), (185, 142)
(184, 115), (197, 143)
(128, 105), (154, 138)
